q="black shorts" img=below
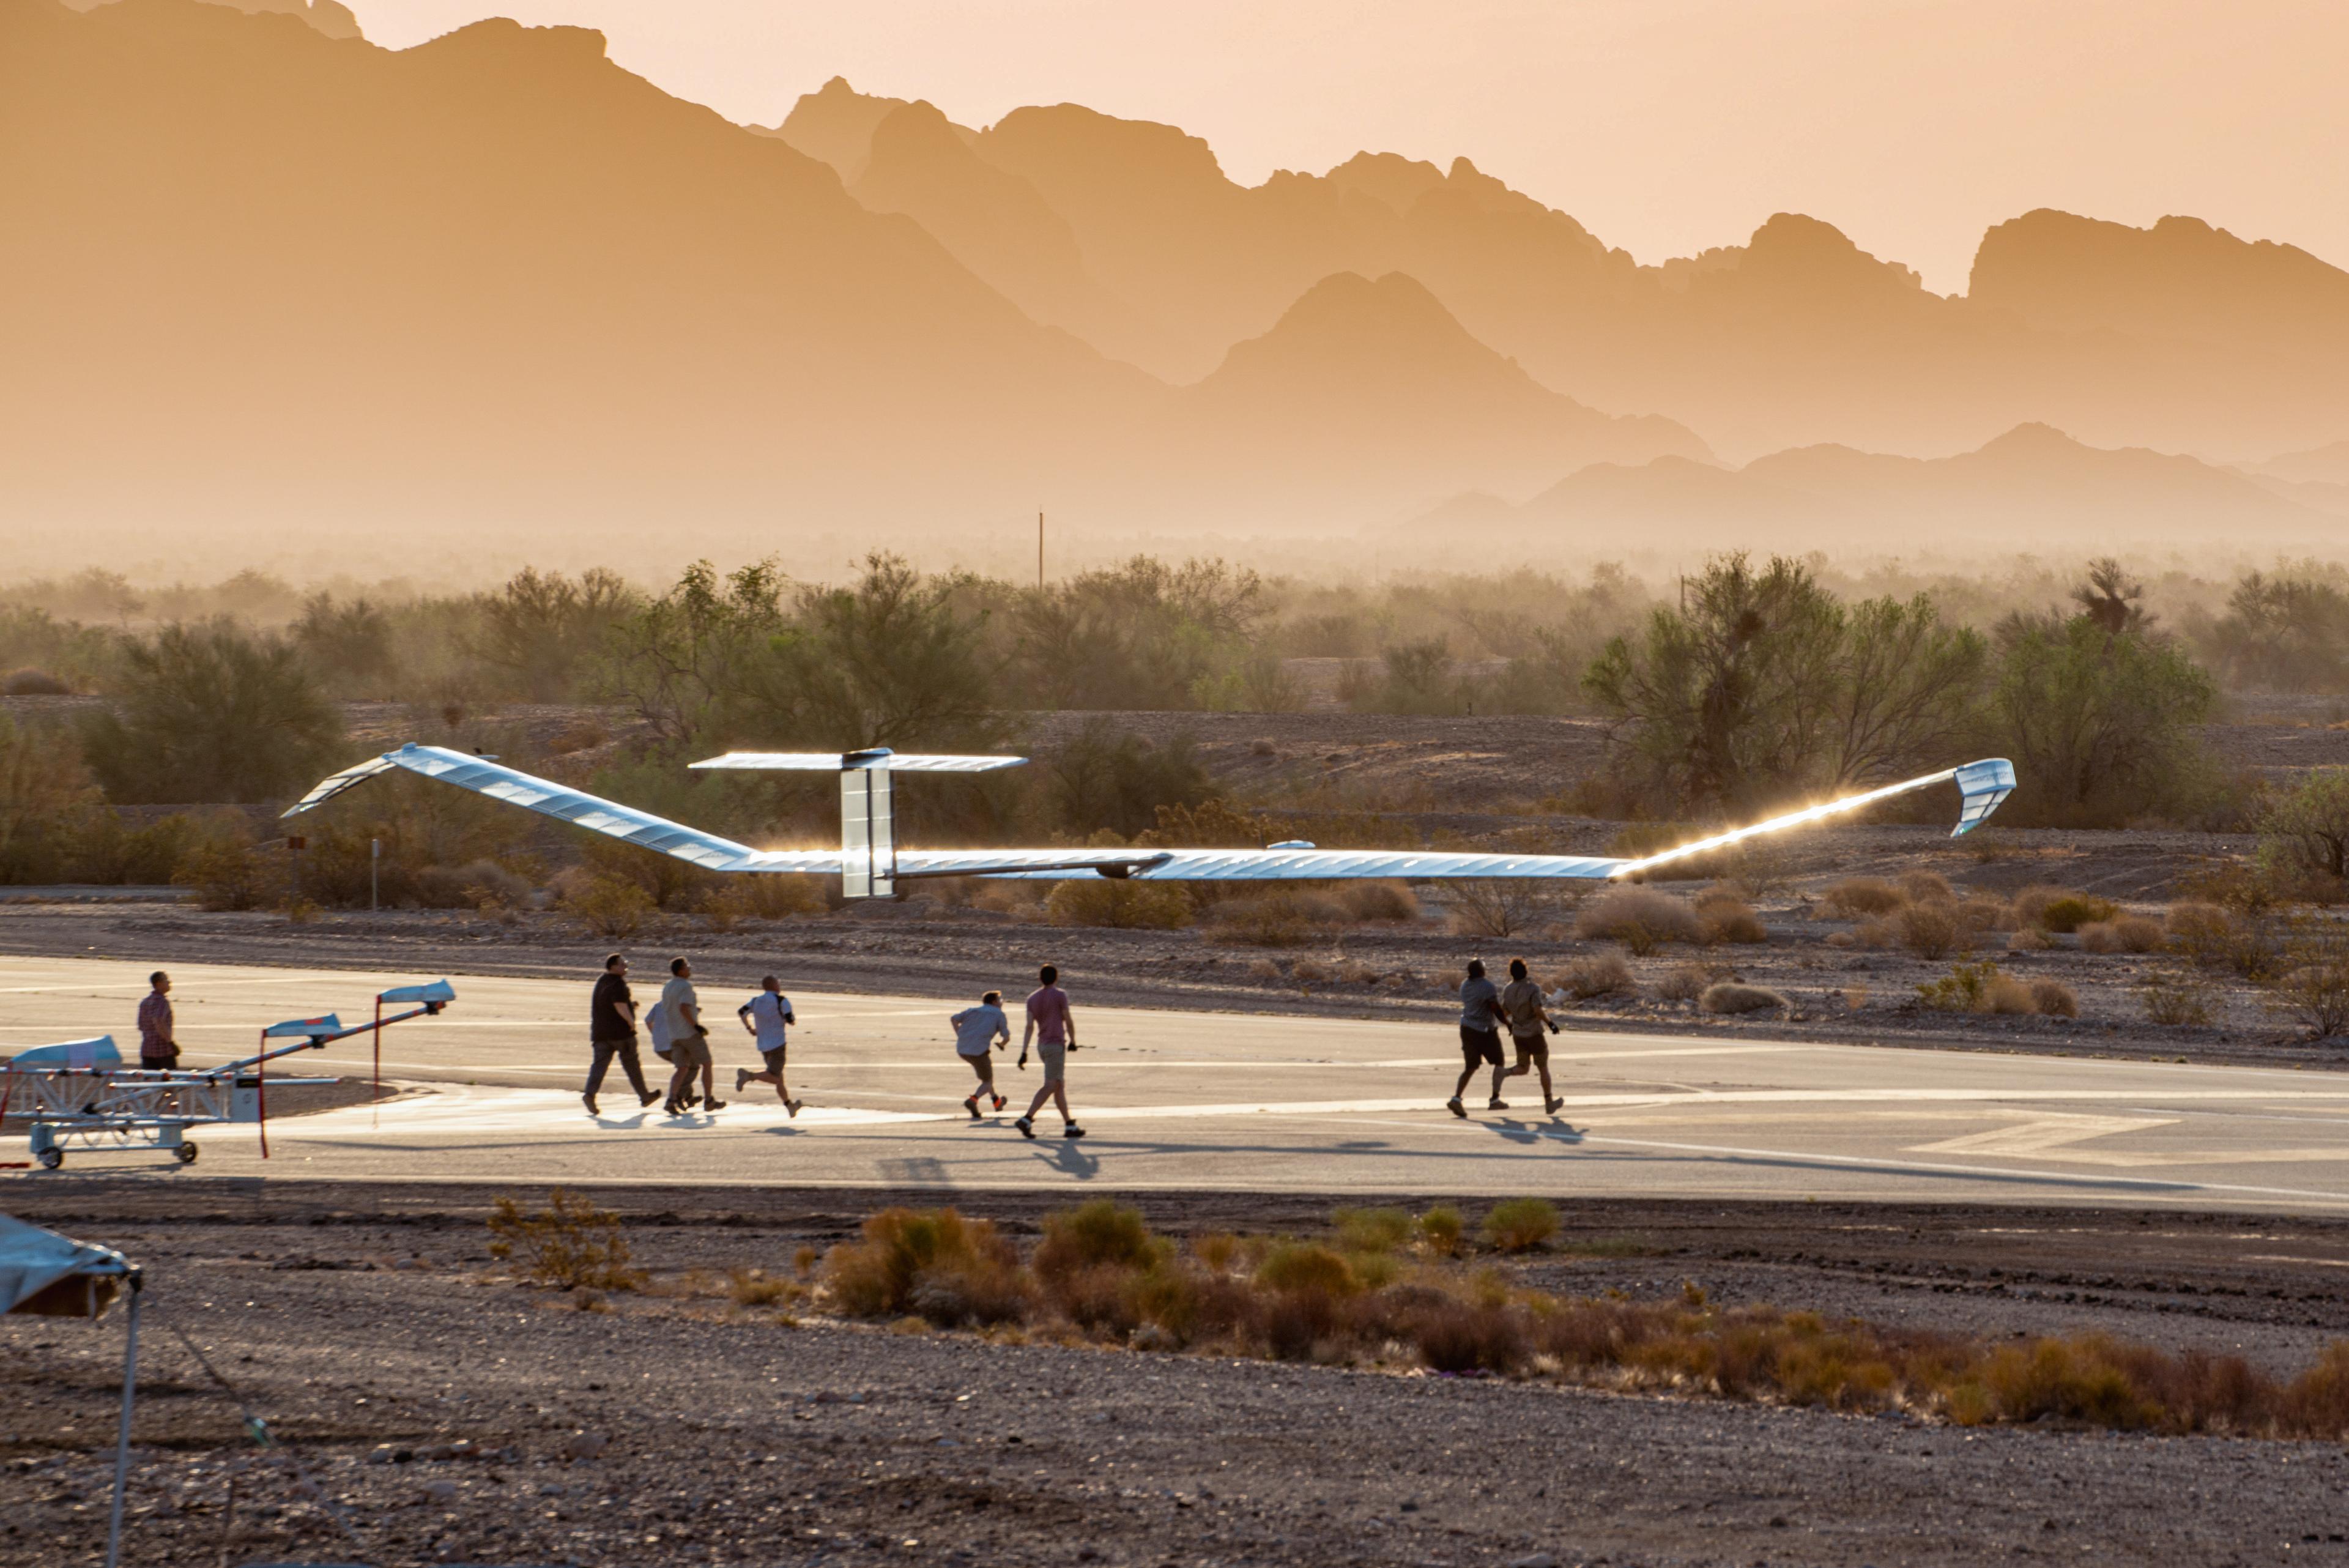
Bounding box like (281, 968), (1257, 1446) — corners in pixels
(760, 1046), (787, 1074)
(1459, 1025), (1504, 1067)
(140, 1051), (180, 1072)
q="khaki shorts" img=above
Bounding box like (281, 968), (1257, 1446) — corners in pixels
(1034, 1041), (1067, 1080)
(1510, 1032), (1549, 1067)
(668, 1031), (713, 1070)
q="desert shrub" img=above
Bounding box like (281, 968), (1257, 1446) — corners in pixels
(1853, 918), (1892, 948)
(2029, 979), (2080, 1018)
(1417, 1205), (1464, 1257)
(486, 1189), (644, 1291)
(2, 667), (69, 696)
(1955, 896), (2013, 934)
(2006, 926), (2052, 952)
(1413, 1299), (1529, 1375)
(1893, 901), (1966, 959)
(1481, 1197), (1559, 1253)
(1820, 877), (1906, 918)
(727, 1267), (794, 1307)
(2080, 915), (2164, 954)
(2170, 901), (2287, 981)
(2256, 769), (2349, 885)
(1261, 1285), (1344, 1360)
(1576, 885), (1702, 953)
(1700, 981), (1787, 1015)
(1559, 950), (1634, 999)
(1035, 1200), (1165, 1282)
(171, 825), (278, 911)
(1332, 1207), (1415, 1255)
(2263, 918), (2349, 1039)
(1448, 879), (1565, 938)
(1698, 897), (1767, 945)
(1899, 870), (1953, 904)
(1655, 962), (1711, 1003)
(2038, 894), (2121, 934)
(1917, 959), (2005, 1013)
(1206, 888), (1343, 946)
(1045, 720), (1214, 837)
(1983, 973), (2040, 1015)
(2009, 885), (2072, 929)
(564, 872), (655, 938)
(825, 1207), (1024, 1326)
(1044, 876), (1192, 930)
(1338, 879), (1419, 923)
(2140, 970), (2217, 1027)
(80, 620), (344, 803)
(1256, 1242), (1357, 1297)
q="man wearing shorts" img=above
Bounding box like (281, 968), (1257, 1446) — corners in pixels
(1495, 956), (1565, 1115)
(734, 975), (801, 1117)
(1014, 964), (1085, 1139)
(1447, 958), (1508, 1118)
(660, 956), (724, 1116)
(584, 953), (661, 1117)
(951, 990), (1011, 1120)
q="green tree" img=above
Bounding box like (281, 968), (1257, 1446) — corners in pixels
(1047, 719), (1212, 838)
(603, 559), (792, 743)
(469, 567), (639, 702)
(2258, 769), (2349, 885)
(1584, 555), (1984, 812)
(1989, 609), (2217, 826)
(751, 554), (1004, 749)
(1012, 557), (1264, 710)
(292, 592), (395, 696)
(2201, 567), (2349, 693)
(80, 621), (346, 803)
(0, 714), (102, 881)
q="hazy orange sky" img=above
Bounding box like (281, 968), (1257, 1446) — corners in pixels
(357, 1), (2342, 292)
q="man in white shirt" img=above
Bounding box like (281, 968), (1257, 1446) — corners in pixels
(949, 990), (1011, 1120)
(659, 956), (723, 1116)
(735, 975), (802, 1117)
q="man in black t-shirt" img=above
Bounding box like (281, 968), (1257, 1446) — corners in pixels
(585, 953), (661, 1117)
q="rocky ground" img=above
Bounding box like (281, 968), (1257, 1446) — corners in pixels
(9, 1183), (2349, 1567)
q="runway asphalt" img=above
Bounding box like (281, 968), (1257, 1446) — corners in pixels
(8, 955), (2349, 1209)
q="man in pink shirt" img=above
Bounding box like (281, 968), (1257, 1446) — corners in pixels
(1014, 963), (1085, 1139)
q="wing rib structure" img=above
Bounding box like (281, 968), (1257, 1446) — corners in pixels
(286, 745), (2016, 893)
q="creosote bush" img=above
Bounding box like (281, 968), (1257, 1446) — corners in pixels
(1893, 900), (1966, 960)
(1481, 1197), (1560, 1254)
(1820, 877), (1905, 918)
(1700, 980), (1787, 1015)
(1559, 950), (1633, 1000)
(2080, 915), (2164, 954)
(1044, 876), (1192, 931)
(486, 1189), (644, 1292)
(1575, 885), (1702, 953)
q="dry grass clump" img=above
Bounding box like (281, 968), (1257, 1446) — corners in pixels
(1956, 896), (2014, 934)
(1447, 879), (1566, 938)
(562, 872), (655, 940)
(1893, 900), (1967, 960)
(1045, 877), (1192, 930)
(2005, 926), (2053, 953)
(1205, 888), (1345, 946)
(1558, 950), (1634, 1000)
(2140, 969), (2217, 1027)
(1899, 870), (1953, 904)
(2030, 979), (2080, 1018)
(1481, 1197), (1560, 1254)
(789, 1200), (2349, 1437)
(1576, 886), (1702, 954)
(486, 1189), (644, 1292)
(1820, 877), (1905, 918)
(1694, 886), (1768, 944)
(1654, 962), (1713, 1004)
(2014, 887), (2121, 934)
(823, 1207), (1033, 1328)
(1700, 981), (1787, 1015)
(2080, 915), (2164, 954)
(2168, 900), (2288, 981)
(1918, 960), (2060, 1017)
(1338, 879), (1419, 923)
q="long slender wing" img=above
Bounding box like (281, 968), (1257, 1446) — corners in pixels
(283, 744), (769, 871)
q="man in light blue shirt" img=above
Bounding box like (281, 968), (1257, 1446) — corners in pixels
(950, 989), (1011, 1120)
(733, 975), (801, 1117)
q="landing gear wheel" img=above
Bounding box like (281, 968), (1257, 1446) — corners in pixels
(176, 1143), (200, 1164)
(36, 1148), (63, 1170)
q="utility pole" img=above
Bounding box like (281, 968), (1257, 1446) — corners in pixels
(1037, 511), (1044, 592)
(369, 837), (380, 913)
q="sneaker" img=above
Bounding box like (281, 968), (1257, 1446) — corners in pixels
(990, 1093), (1006, 1112)
(1546, 1097), (1565, 1115)
(637, 1090), (661, 1108)
(964, 1096), (982, 1121)
(1063, 1123), (1086, 1139)
(703, 1098), (727, 1112)
(1445, 1097), (1466, 1119)
(582, 1094), (600, 1117)
(1014, 1117), (1035, 1140)
(785, 1099), (803, 1118)
(1488, 1098), (1510, 1111)
(661, 1099), (680, 1116)
(735, 1068), (751, 1093)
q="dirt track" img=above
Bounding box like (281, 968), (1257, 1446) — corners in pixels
(9, 1183), (2349, 1567)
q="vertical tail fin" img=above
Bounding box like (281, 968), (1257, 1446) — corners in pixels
(841, 768), (895, 897)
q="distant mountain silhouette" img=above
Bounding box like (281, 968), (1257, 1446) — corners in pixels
(1468, 423), (2342, 550)
(62, 0), (358, 37)
(2255, 439), (2349, 486)
(1184, 272), (1707, 505)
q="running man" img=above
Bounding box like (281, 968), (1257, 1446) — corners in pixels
(660, 956), (724, 1115)
(136, 971), (178, 1071)
(584, 953), (661, 1117)
(951, 990), (1011, 1119)
(1446, 957), (1508, 1118)
(1014, 963), (1085, 1139)
(734, 975), (802, 1117)
(1494, 956), (1565, 1115)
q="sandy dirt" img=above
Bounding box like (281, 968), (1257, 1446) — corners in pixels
(9, 1183), (2349, 1567)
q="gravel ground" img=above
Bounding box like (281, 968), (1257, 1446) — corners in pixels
(8, 1184), (2349, 1567)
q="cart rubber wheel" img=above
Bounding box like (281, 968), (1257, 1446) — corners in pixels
(176, 1142), (200, 1164)
(37, 1148), (63, 1170)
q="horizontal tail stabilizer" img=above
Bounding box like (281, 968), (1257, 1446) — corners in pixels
(692, 749), (1026, 773)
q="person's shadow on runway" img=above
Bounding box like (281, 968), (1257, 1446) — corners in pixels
(1023, 1135), (1101, 1178)
(1481, 1117), (1584, 1146)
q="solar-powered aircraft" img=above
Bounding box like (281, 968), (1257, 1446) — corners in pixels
(286, 743), (2016, 896)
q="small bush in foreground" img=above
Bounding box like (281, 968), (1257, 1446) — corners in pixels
(2080, 915), (2164, 954)
(1698, 896), (1768, 945)
(825, 1206), (1028, 1326)
(1894, 900), (1966, 960)
(2028, 979), (2080, 1018)
(564, 872), (654, 939)
(2140, 969), (2217, 1027)
(1559, 950), (1633, 1000)
(1576, 886), (1702, 953)
(1655, 962), (1712, 1003)
(1417, 1205), (1464, 1257)
(2037, 894), (2121, 934)
(1700, 981), (1786, 1015)
(1448, 878), (1565, 938)
(487, 1189), (644, 1292)
(2263, 918), (2349, 1039)
(1820, 877), (1904, 918)
(1482, 1197), (1559, 1253)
